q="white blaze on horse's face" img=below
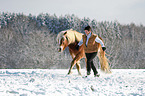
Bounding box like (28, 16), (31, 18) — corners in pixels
(58, 36), (68, 52)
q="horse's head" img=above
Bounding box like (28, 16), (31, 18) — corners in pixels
(57, 31), (69, 52)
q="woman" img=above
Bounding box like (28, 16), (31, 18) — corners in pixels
(76, 26), (106, 77)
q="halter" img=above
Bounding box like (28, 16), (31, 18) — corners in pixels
(59, 35), (69, 45)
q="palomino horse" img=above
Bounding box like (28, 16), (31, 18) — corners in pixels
(57, 29), (86, 75)
(57, 29), (111, 75)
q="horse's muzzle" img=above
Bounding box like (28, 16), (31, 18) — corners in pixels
(58, 46), (63, 52)
(58, 48), (62, 52)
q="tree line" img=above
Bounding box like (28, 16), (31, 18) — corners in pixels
(0, 12), (145, 69)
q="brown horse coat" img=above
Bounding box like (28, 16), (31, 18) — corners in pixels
(57, 29), (86, 75)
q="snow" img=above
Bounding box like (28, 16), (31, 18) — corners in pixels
(0, 69), (145, 96)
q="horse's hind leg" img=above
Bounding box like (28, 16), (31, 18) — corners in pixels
(76, 61), (82, 75)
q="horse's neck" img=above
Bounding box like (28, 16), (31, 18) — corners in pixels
(68, 42), (78, 50)
(68, 40), (77, 46)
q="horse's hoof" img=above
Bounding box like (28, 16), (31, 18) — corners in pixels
(67, 71), (73, 75)
(78, 73), (82, 76)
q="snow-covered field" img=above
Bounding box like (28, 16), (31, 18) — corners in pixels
(0, 69), (145, 96)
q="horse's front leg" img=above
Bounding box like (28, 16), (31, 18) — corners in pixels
(68, 49), (75, 75)
(68, 58), (77, 75)
(68, 54), (82, 75)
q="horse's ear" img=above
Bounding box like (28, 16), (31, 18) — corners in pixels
(63, 31), (67, 35)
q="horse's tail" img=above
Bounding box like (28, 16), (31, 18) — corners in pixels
(97, 46), (111, 73)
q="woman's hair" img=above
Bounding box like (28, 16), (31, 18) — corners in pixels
(84, 25), (91, 31)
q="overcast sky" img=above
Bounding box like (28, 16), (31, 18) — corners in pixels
(0, 0), (145, 25)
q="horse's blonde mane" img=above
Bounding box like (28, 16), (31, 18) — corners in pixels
(57, 29), (83, 44)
